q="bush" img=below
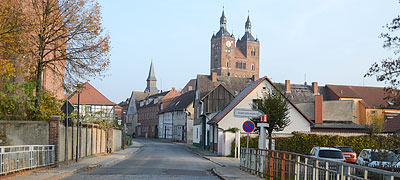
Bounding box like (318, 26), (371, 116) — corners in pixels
(275, 132), (400, 154)
(231, 132), (400, 155)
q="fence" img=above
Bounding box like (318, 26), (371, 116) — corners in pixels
(0, 145), (55, 175)
(240, 148), (400, 180)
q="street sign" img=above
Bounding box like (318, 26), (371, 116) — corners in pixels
(61, 101), (74, 116)
(242, 120), (255, 133)
(234, 109), (264, 118)
(260, 114), (268, 123)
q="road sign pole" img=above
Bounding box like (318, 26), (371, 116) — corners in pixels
(66, 100), (69, 165)
(246, 133), (249, 149)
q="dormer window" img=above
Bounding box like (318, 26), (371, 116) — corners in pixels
(140, 101), (144, 107)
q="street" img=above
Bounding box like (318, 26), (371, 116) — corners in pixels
(60, 139), (220, 180)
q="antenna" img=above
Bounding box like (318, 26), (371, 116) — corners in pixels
(304, 73), (307, 86)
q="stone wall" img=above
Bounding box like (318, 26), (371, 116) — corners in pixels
(0, 119), (122, 165)
(0, 120), (49, 146)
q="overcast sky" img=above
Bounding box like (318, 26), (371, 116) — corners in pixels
(92, 0), (400, 103)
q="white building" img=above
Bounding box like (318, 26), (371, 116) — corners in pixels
(208, 76), (313, 156)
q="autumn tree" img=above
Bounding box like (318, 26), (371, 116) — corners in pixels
(253, 90), (290, 150)
(0, 0), (27, 78)
(27, 0), (110, 108)
(366, 4), (400, 106)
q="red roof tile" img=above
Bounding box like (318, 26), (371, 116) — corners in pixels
(383, 115), (400, 133)
(327, 85), (391, 108)
(69, 82), (115, 105)
(234, 48), (245, 59)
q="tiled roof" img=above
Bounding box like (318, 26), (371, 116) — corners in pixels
(197, 75), (217, 100)
(327, 85), (393, 108)
(181, 79), (196, 93)
(208, 76), (313, 125)
(196, 74), (252, 104)
(69, 82), (115, 106)
(274, 83), (327, 104)
(234, 48), (245, 59)
(162, 91), (195, 113)
(383, 115), (400, 133)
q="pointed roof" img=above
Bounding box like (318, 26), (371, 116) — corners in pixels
(69, 82), (115, 105)
(147, 60), (156, 81)
(214, 9), (231, 38)
(245, 15), (251, 30)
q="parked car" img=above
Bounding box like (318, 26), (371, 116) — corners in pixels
(334, 146), (357, 163)
(309, 147), (346, 162)
(356, 149), (400, 168)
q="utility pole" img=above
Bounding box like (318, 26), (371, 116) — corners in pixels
(76, 93), (80, 162)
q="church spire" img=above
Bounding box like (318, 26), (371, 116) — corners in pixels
(214, 7), (231, 38)
(220, 8), (227, 30)
(245, 12), (251, 33)
(147, 60), (156, 81)
(145, 60), (158, 93)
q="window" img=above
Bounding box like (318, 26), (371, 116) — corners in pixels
(226, 61), (229, 68)
(251, 64), (255, 71)
(371, 110), (377, 115)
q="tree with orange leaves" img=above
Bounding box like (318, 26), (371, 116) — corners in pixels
(21, 0), (111, 110)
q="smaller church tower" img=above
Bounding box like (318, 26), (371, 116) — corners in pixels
(236, 14), (260, 79)
(144, 61), (158, 93)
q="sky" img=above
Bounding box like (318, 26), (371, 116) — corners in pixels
(91, 0), (400, 104)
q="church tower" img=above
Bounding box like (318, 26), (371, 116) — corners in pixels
(210, 10), (260, 79)
(144, 61), (158, 93)
(236, 14), (260, 79)
(210, 9), (235, 77)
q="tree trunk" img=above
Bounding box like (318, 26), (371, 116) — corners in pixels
(35, 62), (43, 110)
(268, 129), (273, 150)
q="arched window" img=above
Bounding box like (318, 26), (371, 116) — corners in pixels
(251, 64), (255, 71)
(226, 60), (229, 68)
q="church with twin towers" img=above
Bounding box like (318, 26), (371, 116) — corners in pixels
(210, 9), (260, 80)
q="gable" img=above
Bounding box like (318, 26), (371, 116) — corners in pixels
(210, 76), (312, 133)
(202, 85), (234, 113)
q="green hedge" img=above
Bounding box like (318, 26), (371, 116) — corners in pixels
(231, 132), (400, 155)
(276, 132), (400, 154)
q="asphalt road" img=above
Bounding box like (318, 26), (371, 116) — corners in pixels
(60, 139), (220, 180)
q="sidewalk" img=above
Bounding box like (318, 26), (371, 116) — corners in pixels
(184, 144), (263, 180)
(5, 141), (143, 180)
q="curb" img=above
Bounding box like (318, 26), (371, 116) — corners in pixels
(211, 168), (227, 180)
(185, 147), (225, 167)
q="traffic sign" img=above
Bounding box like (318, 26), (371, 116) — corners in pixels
(234, 109), (264, 118)
(61, 100), (74, 116)
(243, 120), (255, 133)
(260, 114), (268, 123)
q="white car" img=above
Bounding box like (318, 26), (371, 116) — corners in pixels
(309, 147), (346, 162)
(356, 149), (400, 168)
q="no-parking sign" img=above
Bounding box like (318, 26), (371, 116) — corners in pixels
(242, 120), (255, 133)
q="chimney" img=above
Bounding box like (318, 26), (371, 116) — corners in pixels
(252, 75), (259, 81)
(312, 82), (318, 95)
(285, 80), (291, 93)
(315, 95), (323, 124)
(211, 72), (217, 82)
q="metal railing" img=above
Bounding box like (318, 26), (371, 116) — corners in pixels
(240, 148), (400, 180)
(0, 145), (55, 175)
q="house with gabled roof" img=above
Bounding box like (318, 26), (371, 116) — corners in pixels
(326, 84), (400, 125)
(69, 82), (116, 122)
(158, 90), (195, 143)
(137, 88), (181, 138)
(207, 76), (313, 156)
(193, 72), (252, 149)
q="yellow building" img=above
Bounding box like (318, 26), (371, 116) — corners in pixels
(326, 85), (400, 125)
